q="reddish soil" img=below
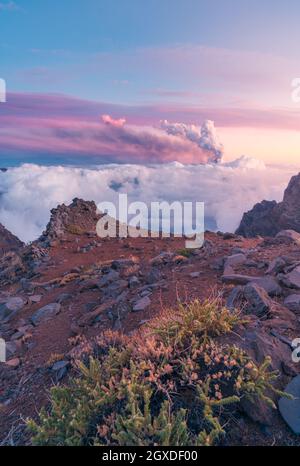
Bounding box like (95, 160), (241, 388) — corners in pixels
(1, 231), (300, 445)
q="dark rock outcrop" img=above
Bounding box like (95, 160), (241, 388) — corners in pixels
(0, 223), (23, 257)
(236, 173), (300, 237)
(39, 198), (101, 244)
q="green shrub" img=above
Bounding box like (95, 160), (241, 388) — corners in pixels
(149, 297), (244, 345)
(27, 299), (285, 446)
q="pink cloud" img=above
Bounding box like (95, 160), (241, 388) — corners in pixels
(101, 114), (126, 128)
(1, 92), (300, 163)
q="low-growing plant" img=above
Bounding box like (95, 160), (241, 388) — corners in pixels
(27, 299), (285, 446)
(148, 298), (244, 345)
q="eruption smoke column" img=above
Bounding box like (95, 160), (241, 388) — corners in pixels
(160, 119), (223, 163)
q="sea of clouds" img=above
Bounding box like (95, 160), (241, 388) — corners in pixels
(0, 156), (298, 243)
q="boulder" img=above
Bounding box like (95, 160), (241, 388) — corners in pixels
(279, 375), (300, 434)
(51, 360), (69, 372)
(132, 296), (151, 312)
(30, 303), (61, 326)
(146, 267), (161, 284)
(237, 329), (293, 426)
(276, 229), (300, 245)
(78, 300), (116, 326)
(222, 273), (256, 286)
(266, 257), (286, 275)
(222, 274), (281, 296)
(0, 297), (25, 322)
(51, 360), (69, 380)
(98, 270), (120, 288)
(224, 253), (247, 270)
(5, 297), (25, 312)
(6, 341), (17, 358)
(5, 357), (21, 369)
(29, 294), (42, 304)
(226, 285), (244, 311)
(280, 265), (300, 289)
(150, 252), (174, 266)
(243, 283), (272, 318)
(249, 276), (282, 296)
(240, 395), (276, 427)
(129, 276), (140, 288)
(284, 294), (300, 312)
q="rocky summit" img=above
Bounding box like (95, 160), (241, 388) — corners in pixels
(0, 223), (23, 258)
(236, 172), (300, 237)
(1, 190), (300, 446)
(39, 197), (101, 245)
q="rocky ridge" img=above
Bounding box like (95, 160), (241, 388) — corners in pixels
(0, 223), (23, 258)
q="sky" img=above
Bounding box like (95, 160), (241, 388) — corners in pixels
(0, 0), (300, 165)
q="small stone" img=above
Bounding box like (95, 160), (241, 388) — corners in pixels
(70, 267), (81, 273)
(52, 360), (69, 372)
(140, 289), (152, 298)
(129, 276), (140, 288)
(29, 295), (42, 304)
(132, 296), (151, 312)
(70, 322), (81, 335)
(189, 271), (201, 278)
(5, 357), (20, 369)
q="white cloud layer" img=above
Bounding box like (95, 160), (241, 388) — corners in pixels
(0, 160), (297, 242)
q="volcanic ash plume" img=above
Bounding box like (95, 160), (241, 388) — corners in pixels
(160, 119), (224, 163)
